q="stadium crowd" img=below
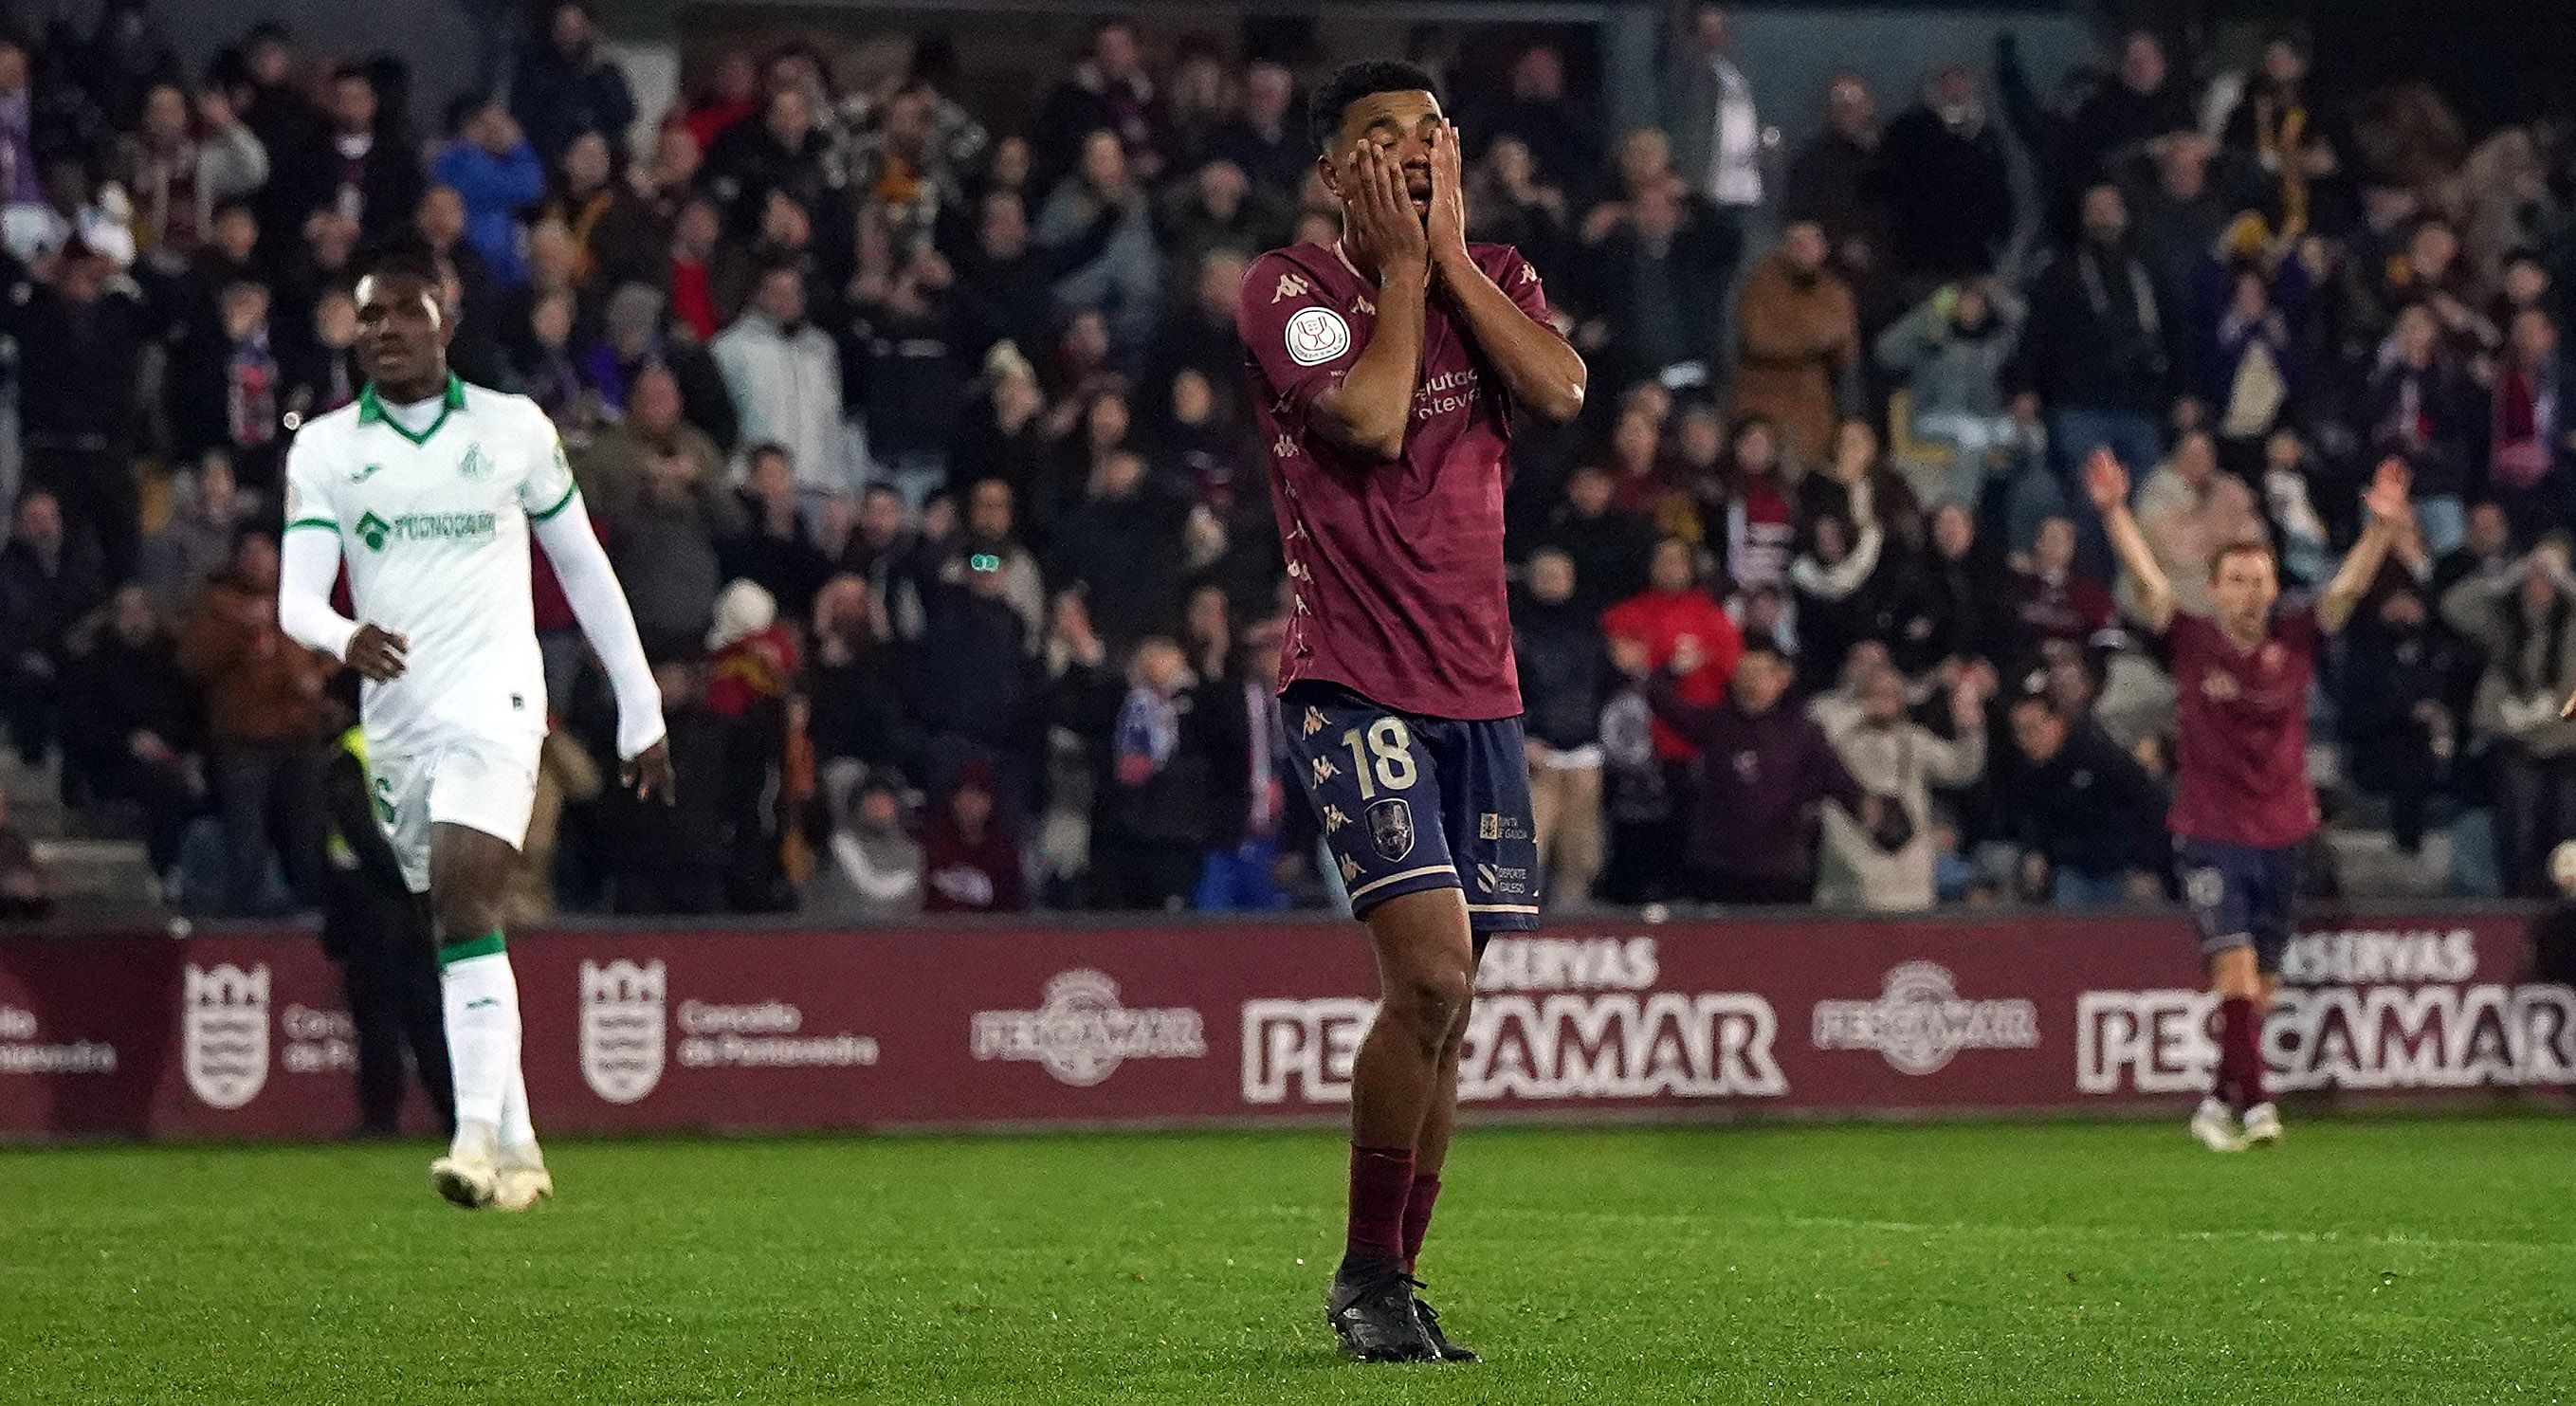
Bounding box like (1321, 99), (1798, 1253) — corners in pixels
(2, 3), (2574, 921)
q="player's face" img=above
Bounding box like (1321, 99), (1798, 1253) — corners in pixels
(1328, 90), (1440, 217)
(2209, 550), (2278, 630)
(354, 273), (451, 393)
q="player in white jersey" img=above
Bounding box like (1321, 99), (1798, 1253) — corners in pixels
(278, 246), (672, 1211)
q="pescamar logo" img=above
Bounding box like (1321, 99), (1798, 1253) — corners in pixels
(580, 959), (667, 1104)
(183, 963), (269, 1108)
(1811, 961), (2039, 1075)
(970, 970), (1206, 1086)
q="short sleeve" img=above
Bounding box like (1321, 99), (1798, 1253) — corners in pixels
(282, 430), (340, 535)
(1236, 251), (1356, 422)
(1487, 246), (1555, 325)
(519, 408), (579, 522)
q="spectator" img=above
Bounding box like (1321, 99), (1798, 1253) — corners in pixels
(1514, 547), (1614, 906)
(545, 128), (661, 297)
(955, 187), (1121, 364)
(137, 456), (250, 618)
(1877, 64), (2014, 285)
(908, 553), (1038, 804)
(1788, 511), (1895, 693)
(1193, 620), (1291, 913)
(279, 283), (362, 429)
(720, 444), (832, 621)
(807, 573), (918, 777)
(682, 50), (760, 154)
(839, 483), (932, 636)
(174, 195), (261, 325)
(1876, 278), (2023, 507)
(1816, 657), (1988, 911)
(1537, 464), (1654, 616)
(2, 490), (107, 764)
(1210, 61), (1307, 201)
(704, 84), (845, 252)
(1032, 21), (1169, 188)
(3, 155), (137, 267)
(1035, 129), (1161, 353)
(944, 478), (1046, 642)
(2365, 301), (2480, 552)
(1596, 401), (1674, 520)
(1783, 74), (1887, 295)
(1901, 501), (2009, 675)
(1731, 221), (1857, 466)
(175, 532), (330, 915)
(1463, 136), (1568, 281)
(2204, 260), (2308, 470)
(2339, 579), (2457, 854)
(1604, 535), (1744, 760)
(703, 579), (800, 912)
(166, 278), (285, 492)
(605, 429), (743, 658)
(117, 82), (267, 277)
(1801, 418), (1923, 554)
(1476, 43), (1598, 199)
(2062, 30), (2196, 190)
(2442, 543), (2576, 896)
(2, 241), (151, 583)
(315, 64), (423, 242)
(581, 282), (737, 447)
(431, 95), (546, 288)
(1048, 449), (1187, 652)
(1579, 180), (1733, 393)
(600, 662), (727, 913)
(413, 183), (506, 355)
(1624, 638), (1873, 904)
(849, 244), (970, 505)
(712, 262), (847, 502)
(0, 39), (46, 211)
(1664, 5), (1761, 218)
(578, 363), (723, 520)
(2004, 516), (2114, 660)
(1704, 414), (1798, 596)
(1998, 688), (2167, 904)
(2214, 30), (2338, 239)
(511, 1), (639, 165)
(2020, 183), (2171, 541)
(953, 348), (1050, 501)
(803, 768), (923, 921)
(2133, 429), (2265, 618)
(1091, 635), (1212, 909)
(921, 759), (1028, 913)
(665, 193), (724, 342)
(2127, 135), (2233, 327)
(513, 287), (595, 433)
(2488, 308), (2571, 535)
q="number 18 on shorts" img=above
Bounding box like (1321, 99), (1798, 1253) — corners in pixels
(1280, 682), (1541, 932)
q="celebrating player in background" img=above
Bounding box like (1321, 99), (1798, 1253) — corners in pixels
(278, 246), (672, 1211)
(2090, 449), (2409, 1152)
(1238, 62), (1585, 1362)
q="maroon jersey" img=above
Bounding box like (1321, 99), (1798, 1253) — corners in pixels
(2165, 609), (2322, 848)
(1237, 240), (1554, 721)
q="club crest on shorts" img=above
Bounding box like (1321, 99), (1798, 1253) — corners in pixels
(1365, 797), (1416, 863)
(579, 958), (666, 1104)
(1286, 305), (1351, 366)
(183, 962), (269, 1109)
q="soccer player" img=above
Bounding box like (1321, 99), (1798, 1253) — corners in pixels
(1238, 62), (1585, 1361)
(2088, 447), (2408, 1151)
(277, 246), (672, 1209)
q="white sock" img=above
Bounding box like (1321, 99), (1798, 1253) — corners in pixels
(499, 1060), (539, 1156)
(439, 940), (521, 1158)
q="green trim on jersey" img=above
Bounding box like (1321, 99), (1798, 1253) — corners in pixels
(356, 374), (468, 447)
(527, 482), (579, 523)
(283, 517), (341, 533)
(436, 932), (507, 967)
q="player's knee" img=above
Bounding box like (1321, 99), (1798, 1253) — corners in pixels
(1389, 964), (1472, 1037)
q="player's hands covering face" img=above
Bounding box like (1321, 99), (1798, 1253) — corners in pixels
(1426, 119), (1470, 267)
(1343, 142), (1427, 281)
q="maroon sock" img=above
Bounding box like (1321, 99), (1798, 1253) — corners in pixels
(1345, 1145), (1416, 1266)
(1400, 1173), (1442, 1273)
(2220, 995), (2267, 1111)
(2209, 997), (2242, 1108)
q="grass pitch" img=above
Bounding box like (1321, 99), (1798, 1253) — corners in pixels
(4, 1115), (2570, 1404)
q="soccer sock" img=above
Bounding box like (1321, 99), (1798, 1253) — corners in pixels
(1344, 1145), (1416, 1268)
(498, 1061), (538, 1156)
(2220, 995), (2267, 1113)
(438, 933), (521, 1156)
(1401, 1173), (1442, 1274)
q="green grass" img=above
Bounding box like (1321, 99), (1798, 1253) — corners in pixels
(4, 1116), (2571, 1403)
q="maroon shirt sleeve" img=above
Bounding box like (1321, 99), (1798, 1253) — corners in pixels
(1483, 245), (1555, 326)
(1236, 249), (1357, 427)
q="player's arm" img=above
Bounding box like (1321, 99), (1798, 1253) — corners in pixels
(1424, 121), (1585, 425)
(2315, 459), (2412, 635)
(530, 496), (667, 766)
(276, 439), (406, 679)
(1306, 145), (1428, 461)
(2081, 447), (2175, 634)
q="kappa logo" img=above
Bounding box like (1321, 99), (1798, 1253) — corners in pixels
(1302, 706), (1325, 738)
(1811, 961), (2039, 1075)
(1366, 796), (1416, 862)
(1270, 271), (1313, 303)
(579, 958), (667, 1104)
(183, 963), (269, 1108)
(970, 970), (1206, 1086)
(1311, 756), (1338, 785)
(1285, 306), (1351, 366)
(1339, 854), (1362, 884)
(1273, 433), (1297, 460)
(458, 444), (493, 480)
(1321, 803), (1350, 833)
(355, 511), (392, 551)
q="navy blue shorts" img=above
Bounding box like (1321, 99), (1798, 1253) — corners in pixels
(2176, 836), (2300, 974)
(1280, 682), (1541, 932)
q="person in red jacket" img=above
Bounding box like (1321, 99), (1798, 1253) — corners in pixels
(923, 759), (1028, 913)
(1600, 536), (1745, 762)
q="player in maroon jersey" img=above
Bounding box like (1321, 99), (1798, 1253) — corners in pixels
(1237, 60), (1585, 1361)
(2089, 448), (2410, 1151)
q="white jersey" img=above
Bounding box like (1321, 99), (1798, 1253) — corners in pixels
(283, 376), (575, 755)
